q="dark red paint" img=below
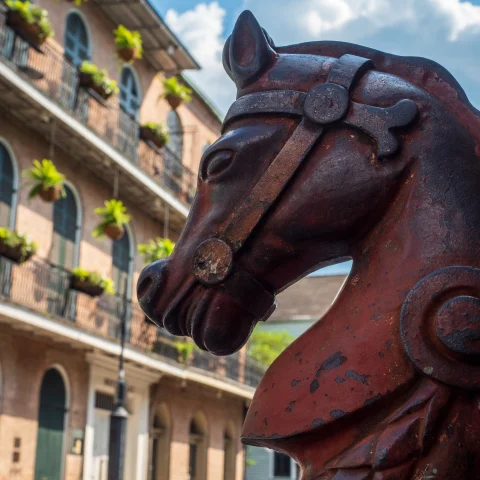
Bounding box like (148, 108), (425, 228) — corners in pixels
(138, 10), (480, 479)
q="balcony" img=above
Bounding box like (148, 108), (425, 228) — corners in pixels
(0, 255), (266, 388)
(0, 16), (196, 231)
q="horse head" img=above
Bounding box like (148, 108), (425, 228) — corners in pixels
(139, 10), (480, 478)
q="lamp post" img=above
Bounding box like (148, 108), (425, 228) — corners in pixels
(108, 302), (129, 480)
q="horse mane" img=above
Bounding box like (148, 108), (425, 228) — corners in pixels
(277, 41), (480, 147)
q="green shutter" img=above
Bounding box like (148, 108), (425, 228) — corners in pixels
(0, 143), (15, 228)
(34, 369), (66, 480)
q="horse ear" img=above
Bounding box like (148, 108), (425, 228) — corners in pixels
(226, 10), (276, 89)
(222, 35), (234, 81)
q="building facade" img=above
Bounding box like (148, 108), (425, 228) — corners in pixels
(0, 1), (264, 479)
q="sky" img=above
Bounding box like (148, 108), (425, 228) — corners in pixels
(152, 0), (480, 117)
(152, 0), (480, 276)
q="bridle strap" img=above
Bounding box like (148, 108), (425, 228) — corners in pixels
(223, 120), (322, 251)
(222, 54), (373, 252)
(193, 54), (374, 319)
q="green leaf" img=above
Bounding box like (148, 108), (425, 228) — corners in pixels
(92, 199), (130, 238)
(161, 77), (192, 103)
(138, 237), (175, 264)
(23, 159), (65, 200)
(248, 329), (295, 366)
(113, 24), (143, 60)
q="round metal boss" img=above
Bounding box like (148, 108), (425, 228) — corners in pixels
(303, 83), (349, 125)
(193, 238), (233, 286)
(400, 266), (480, 390)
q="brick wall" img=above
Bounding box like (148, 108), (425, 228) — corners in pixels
(154, 376), (246, 480)
(35, 0), (221, 175)
(0, 326), (89, 480)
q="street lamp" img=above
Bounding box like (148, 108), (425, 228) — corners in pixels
(108, 302), (129, 480)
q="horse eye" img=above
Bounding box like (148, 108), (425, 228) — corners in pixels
(202, 150), (235, 181)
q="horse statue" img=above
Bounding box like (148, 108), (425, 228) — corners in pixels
(138, 10), (480, 479)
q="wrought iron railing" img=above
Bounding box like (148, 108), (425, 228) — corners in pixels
(0, 16), (197, 204)
(0, 256), (265, 387)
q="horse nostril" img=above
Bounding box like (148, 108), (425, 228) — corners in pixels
(137, 276), (153, 300)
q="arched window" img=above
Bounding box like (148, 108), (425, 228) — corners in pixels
(34, 368), (67, 480)
(118, 66), (141, 160)
(0, 142), (17, 228)
(112, 228), (133, 299)
(51, 185), (80, 269)
(223, 423), (236, 480)
(62, 12), (90, 113)
(189, 412), (208, 480)
(151, 403), (171, 480)
(166, 111), (183, 161)
(165, 111), (184, 192)
(119, 67), (140, 118)
(64, 12), (90, 66)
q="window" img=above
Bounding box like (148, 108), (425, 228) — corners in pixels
(118, 67), (141, 160)
(51, 185), (79, 269)
(166, 111), (184, 161)
(63, 13), (90, 114)
(189, 413), (207, 480)
(120, 67), (140, 118)
(0, 142), (16, 228)
(165, 111), (184, 192)
(274, 452), (291, 478)
(112, 230), (132, 299)
(64, 12), (90, 66)
(223, 424), (236, 480)
(150, 404), (170, 480)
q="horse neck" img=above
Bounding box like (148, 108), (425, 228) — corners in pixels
(343, 154), (480, 304)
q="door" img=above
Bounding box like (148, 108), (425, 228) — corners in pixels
(34, 369), (67, 480)
(93, 392), (114, 480)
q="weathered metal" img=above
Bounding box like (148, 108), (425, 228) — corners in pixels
(138, 10), (480, 479)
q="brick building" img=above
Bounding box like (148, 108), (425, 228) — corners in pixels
(0, 1), (264, 479)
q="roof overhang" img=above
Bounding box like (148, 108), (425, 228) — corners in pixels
(93, 0), (200, 73)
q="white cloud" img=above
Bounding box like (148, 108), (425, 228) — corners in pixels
(165, 2), (235, 115)
(165, 0), (480, 114)
(429, 0), (480, 40)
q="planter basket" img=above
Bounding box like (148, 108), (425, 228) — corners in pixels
(117, 46), (139, 63)
(6, 11), (46, 49)
(104, 224), (125, 241)
(70, 276), (104, 297)
(0, 242), (32, 264)
(166, 94), (182, 110)
(139, 126), (167, 149)
(38, 185), (62, 202)
(78, 72), (113, 101)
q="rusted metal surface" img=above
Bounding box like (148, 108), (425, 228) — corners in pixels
(138, 9), (480, 479)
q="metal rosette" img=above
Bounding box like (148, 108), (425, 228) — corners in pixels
(401, 266), (480, 389)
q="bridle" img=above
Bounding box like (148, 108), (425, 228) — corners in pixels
(191, 54), (418, 320)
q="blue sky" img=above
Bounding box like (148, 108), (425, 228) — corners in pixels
(152, 0), (480, 117)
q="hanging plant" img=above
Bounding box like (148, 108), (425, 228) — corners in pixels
(161, 77), (192, 110)
(114, 25), (143, 63)
(92, 199), (131, 241)
(174, 340), (199, 365)
(78, 61), (119, 101)
(138, 237), (175, 264)
(65, 0), (87, 6)
(139, 122), (169, 150)
(0, 227), (37, 264)
(5, 0), (54, 49)
(23, 159), (66, 202)
(70, 267), (115, 297)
